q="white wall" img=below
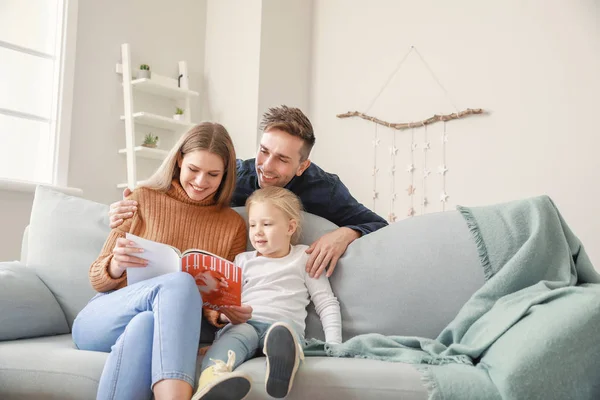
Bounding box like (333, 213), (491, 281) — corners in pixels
(308, 0), (600, 266)
(0, 0), (208, 260)
(0, 191), (33, 261)
(257, 0), (313, 147)
(203, 0), (263, 160)
(202, 0), (312, 159)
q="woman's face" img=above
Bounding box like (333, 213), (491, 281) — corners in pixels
(178, 150), (224, 202)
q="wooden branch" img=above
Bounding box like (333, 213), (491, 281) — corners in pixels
(336, 108), (485, 130)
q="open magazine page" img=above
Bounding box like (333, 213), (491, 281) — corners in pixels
(181, 252), (242, 310)
(125, 233), (180, 285)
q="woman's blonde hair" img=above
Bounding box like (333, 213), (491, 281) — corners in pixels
(142, 122), (237, 207)
(245, 186), (303, 244)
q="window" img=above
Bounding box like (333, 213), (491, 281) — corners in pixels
(0, 0), (77, 187)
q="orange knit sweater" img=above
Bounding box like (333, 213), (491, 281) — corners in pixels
(89, 179), (247, 294)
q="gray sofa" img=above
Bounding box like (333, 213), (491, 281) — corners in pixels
(0, 186), (486, 400)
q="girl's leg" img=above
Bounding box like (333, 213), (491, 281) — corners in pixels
(193, 323), (259, 400)
(72, 272), (202, 399)
(200, 323), (260, 371)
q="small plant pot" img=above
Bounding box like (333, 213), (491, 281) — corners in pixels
(137, 70), (151, 79)
(141, 143), (157, 148)
(173, 114), (184, 121)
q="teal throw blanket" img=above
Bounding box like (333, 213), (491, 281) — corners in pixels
(304, 196), (600, 399)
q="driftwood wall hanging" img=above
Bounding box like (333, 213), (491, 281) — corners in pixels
(337, 46), (486, 222)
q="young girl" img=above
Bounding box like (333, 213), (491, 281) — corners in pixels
(72, 123), (248, 400)
(193, 186), (342, 400)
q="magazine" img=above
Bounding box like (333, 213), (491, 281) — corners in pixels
(125, 233), (242, 310)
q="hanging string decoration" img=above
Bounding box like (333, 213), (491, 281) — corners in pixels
(372, 123), (379, 210)
(336, 46), (486, 222)
(388, 126), (398, 222)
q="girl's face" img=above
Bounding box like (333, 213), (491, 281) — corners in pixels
(248, 201), (297, 258)
(178, 150), (224, 202)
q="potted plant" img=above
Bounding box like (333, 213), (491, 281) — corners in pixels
(141, 133), (159, 148)
(173, 107), (184, 121)
(137, 64), (151, 79)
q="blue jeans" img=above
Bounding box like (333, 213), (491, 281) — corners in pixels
(72, 272), (202, 400)
(201, 320), (303, 372)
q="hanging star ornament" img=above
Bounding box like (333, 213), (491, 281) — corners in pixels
(389, 146), (398, 155)
(371, 167), (379, 176)
(422, 197), (429, 207)
(406, 185), (416, 196)
(372, 191), (379, 200)
(388, 212), (397, 222)
(423, 168), (431, 178)
(390, 166), (396, 175)
(437, 165), (448, 175)
(441, 134), (448, 143)
(422, 142), (431, 151)
(406, 164), (415, 173)
(440, 192), (449, 203)
(372, 138), (381, 147)
(391, 192), (397, 200)
(411, 143), (419, 151)
(407, 207), (416, 217)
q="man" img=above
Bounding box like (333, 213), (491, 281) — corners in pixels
(110, 106), (387, 278)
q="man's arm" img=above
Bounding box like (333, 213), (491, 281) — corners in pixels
(325, 178), (388, 235)
(109, 188), (137, 229)
(305, 177), (388, 278)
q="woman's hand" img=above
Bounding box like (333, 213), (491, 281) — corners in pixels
(108, 238), (147, 278)
(109, 188), (136, 229)
(220, 304), (253, 325)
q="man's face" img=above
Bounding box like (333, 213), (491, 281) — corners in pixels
(255, 129), (310, 188)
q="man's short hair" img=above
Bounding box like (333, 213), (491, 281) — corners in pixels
(260, 105), (315, 160)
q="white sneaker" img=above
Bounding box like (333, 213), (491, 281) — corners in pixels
(192, 350), (252, 400)
(263, 322), (304, 398)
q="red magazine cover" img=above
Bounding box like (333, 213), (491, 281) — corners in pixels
(125, 233), (242, 310)
(181, 251), (242, 310)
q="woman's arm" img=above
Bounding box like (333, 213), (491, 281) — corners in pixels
(304, 269), (343, 344)
(89, 191), (141, 292)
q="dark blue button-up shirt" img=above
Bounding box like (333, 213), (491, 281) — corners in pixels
(232, 159), (388, 236)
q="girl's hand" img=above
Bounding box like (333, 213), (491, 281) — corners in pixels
(109, 238), (147, 278)
(220, 304), (253, 325)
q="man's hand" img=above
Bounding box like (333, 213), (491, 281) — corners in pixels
(220, 304), (253, 325)
(305, 227), (360, 279)
(109, 188), (136, 229)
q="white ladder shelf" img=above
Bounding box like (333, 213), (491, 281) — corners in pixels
(116, 43), (199, 190)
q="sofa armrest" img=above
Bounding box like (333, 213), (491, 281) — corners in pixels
(0, 261), (70, 340)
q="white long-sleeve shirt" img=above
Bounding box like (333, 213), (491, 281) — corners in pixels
(234, 244), (342, 344)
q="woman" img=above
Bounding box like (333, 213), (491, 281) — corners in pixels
(72, 123), (250, 400)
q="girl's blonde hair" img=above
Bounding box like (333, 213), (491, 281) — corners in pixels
(142, 122), (237, 207)
(246, 187), (303, 244)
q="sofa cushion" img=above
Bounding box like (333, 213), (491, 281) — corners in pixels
(237, 356), (427, 400)
(0, 262), (69, 341)
(306, 210), (486, 342)
(0, 333), (105, 399)
(26, 186), (111, 328)
(0, 334), (426, 400)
